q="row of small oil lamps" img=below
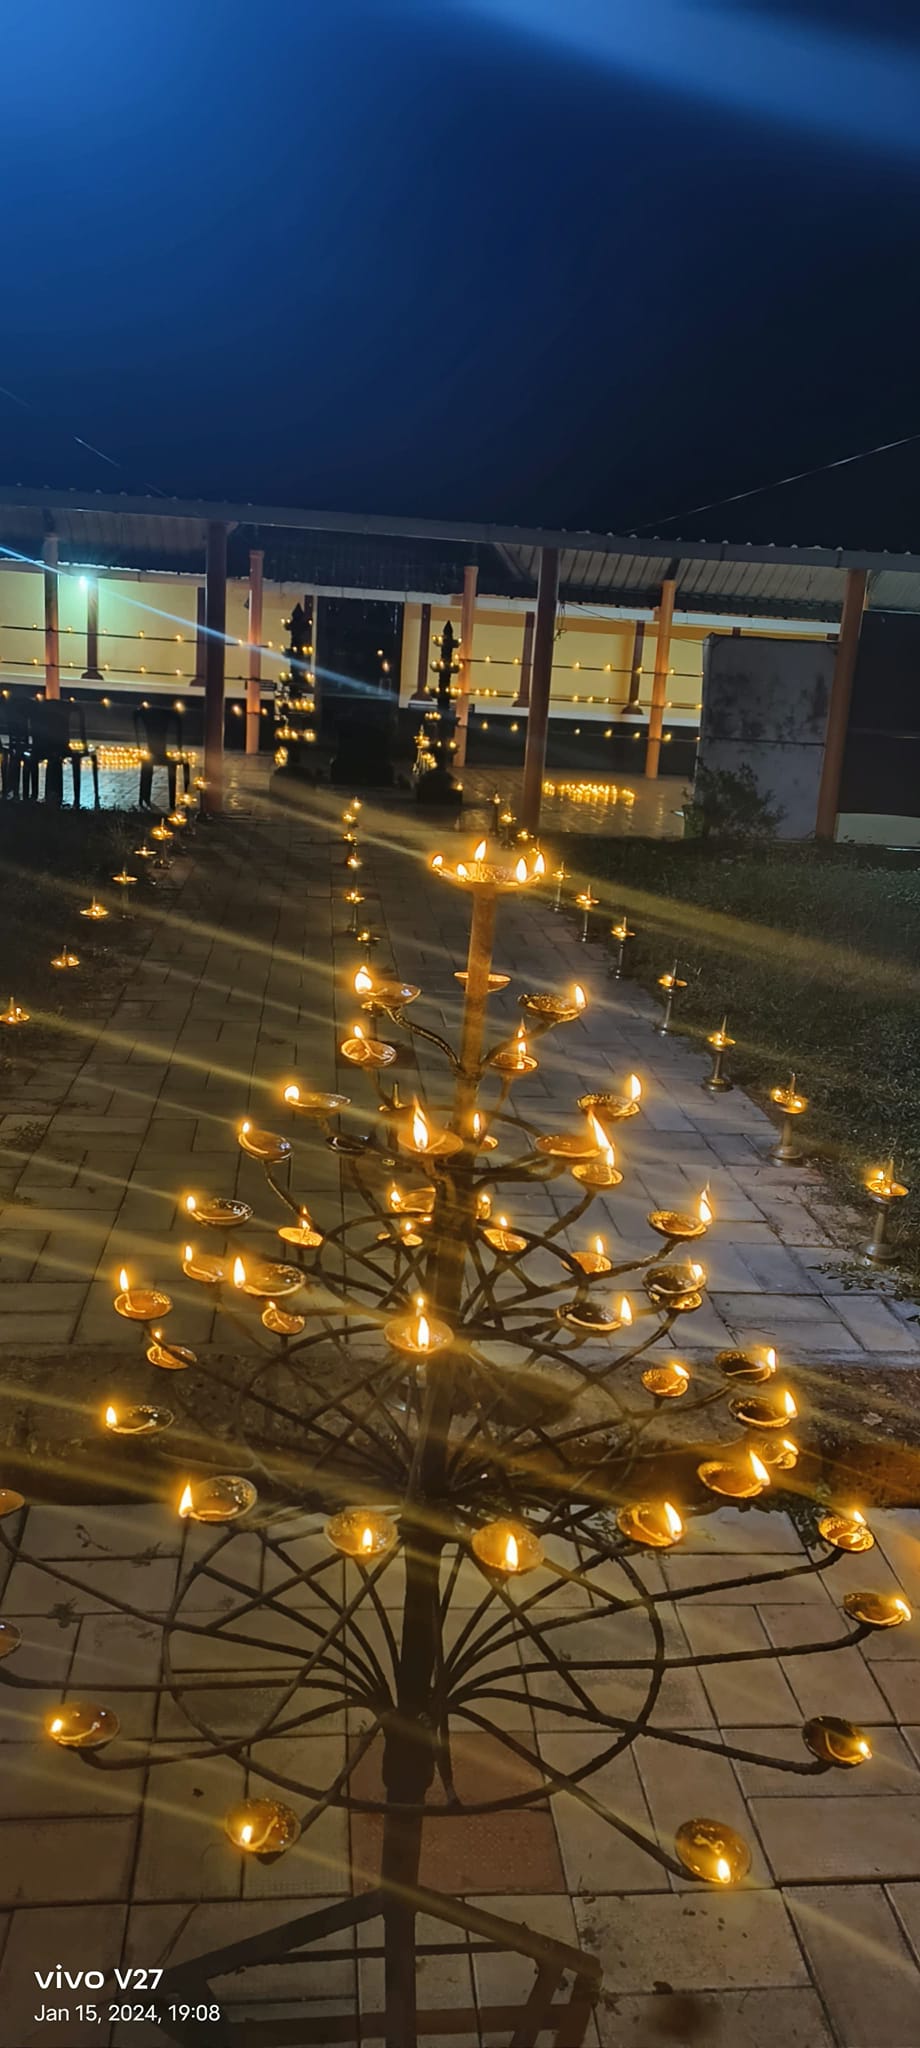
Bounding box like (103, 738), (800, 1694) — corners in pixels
(21, 1470), (909, 1876)
(1, 795), (204, 1025)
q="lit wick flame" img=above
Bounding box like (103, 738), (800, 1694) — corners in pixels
(431, 853), (444, 871)
(750, 1452), (770, 1487)
(240, 1821), (254, 1845)
(783, 1390), (797, 1418)
(415, 1295), (430, 1351)
(716, 1856), (732, 1885)
(504, 1531), (519, 1571)
(627, 1073), (642, 1102)
(619, 1295), (633, 1326)
(360, 1523), (374, 1554)
(412, 1103), (430, 1151)
(389, 1185), (402, 1211)
(664, 1501), (682, 1539)
(690, 1262), (704, 1284)
(105, 1405), (118, 1428)
(354, 965), (373, 995)
(233, 1256), (247, 1289)
(698, 1187), (713, 1226)
(473, 1110), (483, 1138)
(573, 983), (587, 1012)
(514, 1024), (529, 1069)
(118, 1268), (129, 1294)
(765, 1347), (777, 1374)
(474, 839), (487, 861)
(283, 1083), (300, 1103)
(533, 850), (546, 877)
(588, 1111), (609, 1153)
(240, 1119), (251, 1137)
(178, 1484), (194, 1518)
(478, 1190), (492, 1220)
(185, 1194), (196, 1214)
(857, 1738), (871, 1759)
(515, 856), (528, 884)
(594, 1235), (605, 1258)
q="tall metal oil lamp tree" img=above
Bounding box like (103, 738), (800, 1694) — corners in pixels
(273, 595), (317, 775)
(0, 825), (912, 2048)
(415, 617), (462, 805)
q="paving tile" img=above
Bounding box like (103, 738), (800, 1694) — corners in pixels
(132, 1754), (245, 1901)
(593, 1986), (834, 2048)
(788, 1882), (920, 2047)
(729, 1721), (919, 1798)
(0, 1902), (126, 2048)
(573, 1889), (808, 1993)
(680, 1605), (801, 1726)
(0, 1817), (137, 1906)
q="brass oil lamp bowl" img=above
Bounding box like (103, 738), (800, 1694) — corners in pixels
(608, 914), (635, 981)
(656, 962), (687, 1036)
(648, 1188), (712, 1242)
(862, 1160), (908, 1265)
(770, 1073), (809, 1163)
(716, 1345), (777, 1384)
(578, 1077), (642, 1123)
(574, 885), (599, 942)
(704, 1016), (735, 1093)
(644, 1261), (705, 1312)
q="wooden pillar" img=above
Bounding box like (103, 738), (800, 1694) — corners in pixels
(453, 565), (478, 767)
(644, 576), (677, 778)
(626, 619), (645, 708)
(82, 576), (103, 680)
(203, 522), (228, 812)
(413, 602), (432, 697)
(43, 534), (60, 700)
(815, 567), (868, 840)
(246, 548), (263, 755)
(514, 609), (535, 707)
(193, 585), (206, 687)
(520, 548), (560, 833)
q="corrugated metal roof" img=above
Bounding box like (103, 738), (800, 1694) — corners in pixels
(1, 486), (920, 618)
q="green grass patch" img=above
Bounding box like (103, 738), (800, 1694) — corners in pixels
(553, 834), (920, 1269)
(0, 806), (151, 1072)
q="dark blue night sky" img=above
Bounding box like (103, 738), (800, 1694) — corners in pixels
(2, 0), (920, 548)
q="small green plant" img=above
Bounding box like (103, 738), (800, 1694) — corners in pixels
(683, 762), (783, 842)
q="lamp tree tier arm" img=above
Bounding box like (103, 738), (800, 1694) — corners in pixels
(0, 833), (901, 2048)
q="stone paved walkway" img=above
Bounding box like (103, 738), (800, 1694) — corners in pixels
(1, 783), (920, 2046)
